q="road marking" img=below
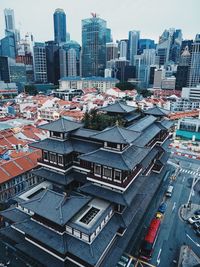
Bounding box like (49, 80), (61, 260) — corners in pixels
(172, 202), (176, 211)
(156, 248), (162, 266)
(182, 176), (185, 182)
(186, 234), (200, 247)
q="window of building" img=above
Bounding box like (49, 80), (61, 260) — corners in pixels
(74, 229), (81, 238)
(105, 142), (118, 149)
(103, 167), (112, 179)
(49, 153), (57, 164)
(58, 155), (64, 166)
(94, 164), (101, 176)
(43, 151), (48, 161)
(114, 170), (121, 182)
(80, 207), (100, 225)
(82, 233), (89, 242)
(51, 131), (62, 138)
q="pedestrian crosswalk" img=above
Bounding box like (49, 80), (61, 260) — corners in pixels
(180, 168), (200, 176)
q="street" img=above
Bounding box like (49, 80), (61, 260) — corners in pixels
(127, 154), (200, 267)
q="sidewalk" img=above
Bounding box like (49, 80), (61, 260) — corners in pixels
(180, 203), (200, 221)
(178, 245), (200, 267)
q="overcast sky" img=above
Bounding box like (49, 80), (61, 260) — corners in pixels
(0, 0), (199, 44)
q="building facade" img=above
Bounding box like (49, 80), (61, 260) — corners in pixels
(53, 8), (67, 44)
(82, 14), (108, 77)
(0, 104), (173, 267)
(33, 42), (47, 83)
(188, 35), (200, 87)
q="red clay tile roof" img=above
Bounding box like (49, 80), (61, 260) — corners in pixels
(0, 150), (40, 184)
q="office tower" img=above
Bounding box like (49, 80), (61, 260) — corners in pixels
(156, 38), (170, 66)
(53, 8), (67, 43)
(134, 49), (156, 88)
(82, 14), (108, 77)
(128, 30), (140, 65)
(119, 39), (128, 59)
(106, 28), (112, 43)
(188, 34), (200, 87)
(138, 39), (155, 55)
(45, 41), (60, 84)
(33, 42), (47, 83)
(176, 46), (191, 89)
(115, 58), (130, 82)
(0, 34), (16, 58)
(4, 8), (15, 35)
(106, 42), (118, 62)
(64, 40), (81, 77)
(181, 39), (193, 53)
(153, 68), (166, 88)
(169, 29), (182, 64)
(0, 56), (10, 83)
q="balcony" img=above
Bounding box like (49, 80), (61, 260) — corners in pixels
(38, 158), (73, 171)
(87, 166), (142, 189)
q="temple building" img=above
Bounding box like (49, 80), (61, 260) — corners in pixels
(0, 104), (173, 267)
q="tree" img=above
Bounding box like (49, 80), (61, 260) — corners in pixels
(24, 85), (38, 96)
(82, 109), (126, 131)
(115, 82), (136, 91)
(137, 89), (153, 98)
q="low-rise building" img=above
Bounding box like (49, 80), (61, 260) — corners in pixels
(59, 76), (119, 93)
(176, 117), (200, 141)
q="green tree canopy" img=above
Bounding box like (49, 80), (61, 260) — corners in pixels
(24, 85), (38, 96)
(115, 82), (136, 91)
(82, 109), (126, 131)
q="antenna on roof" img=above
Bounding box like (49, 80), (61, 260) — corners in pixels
(91, 12), (99, 18)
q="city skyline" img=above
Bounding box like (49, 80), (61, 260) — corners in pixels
(0, 0), (199, 44)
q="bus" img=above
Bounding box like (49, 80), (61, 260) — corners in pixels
(140, 218), (161, 260)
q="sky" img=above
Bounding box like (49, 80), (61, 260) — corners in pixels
(0, 0), (199, 44)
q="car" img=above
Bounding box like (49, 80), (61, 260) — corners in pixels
(193, 221), (200, 229)
(158, 202), (167, 214)
(188, 215), (200, 224)
(155, 212), (163, 219)
(194, 210), (200, 216)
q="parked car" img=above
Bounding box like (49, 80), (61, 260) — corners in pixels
(188, 215), (200, 224)
(194, 210), (200, 216)
(165, 185), (174, 197)
(193, 221), (200, 229)
(158, 202), (167, 214)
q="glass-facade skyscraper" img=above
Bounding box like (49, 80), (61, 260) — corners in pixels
(63, 40), (81, 76)
(82, 15), (108, 77)
(128, 30), (140, 65)
(4, 8), (15, 35)
(53, 8), (67, 44)
(188, 34), (200, 87)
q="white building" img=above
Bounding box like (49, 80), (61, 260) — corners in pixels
(182, 85), (200, 100)
(59, 77), (119, 93)
(153, 68), (166, 88)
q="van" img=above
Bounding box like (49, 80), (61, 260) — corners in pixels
(166, 185), (174, 197)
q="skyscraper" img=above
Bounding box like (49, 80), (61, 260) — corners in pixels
(106, 42), (118, 62)
(128, 30), (140, 65)
(33, 42), (47, 83)
(188, 34), (200, 87)
(4, 8), (15, 35)
(63, 40), (81, 76)
(53, 8), (67, 44)
(82, 14), (108, 77)
(119, 39), (128, 59)
(175, 46), (190, 89)
(45, 41), (60, 84)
